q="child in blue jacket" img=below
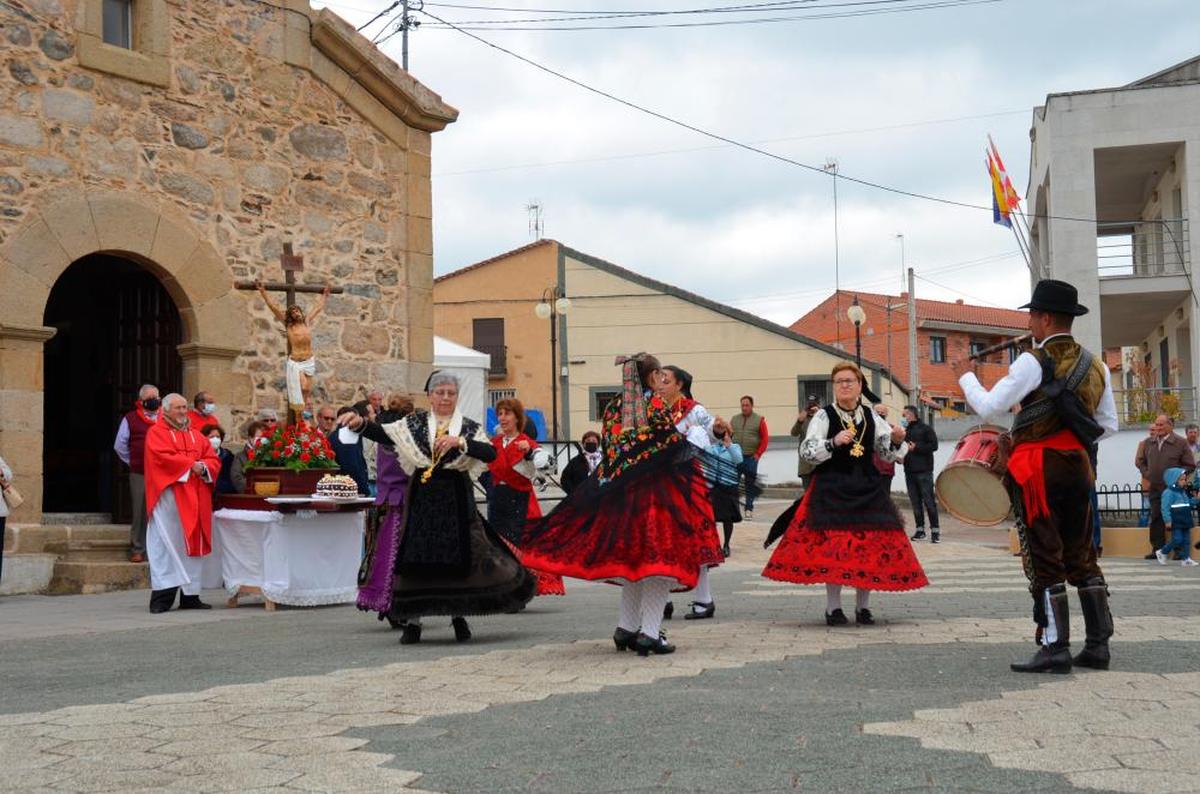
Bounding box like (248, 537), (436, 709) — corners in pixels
(1157, 466), (1199, 566)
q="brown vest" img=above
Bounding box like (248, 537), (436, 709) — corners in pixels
(1010, 336), (1106, 447)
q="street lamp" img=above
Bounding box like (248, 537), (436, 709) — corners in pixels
(534, 287), (571, 443)
(847, 295), (867, 367)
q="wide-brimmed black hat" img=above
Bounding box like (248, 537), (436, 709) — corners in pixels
(1019, 279), (1088, 316)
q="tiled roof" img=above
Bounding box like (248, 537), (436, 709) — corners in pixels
(819, 290), (1029, 330)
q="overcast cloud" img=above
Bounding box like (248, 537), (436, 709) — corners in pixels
(314, 0), (1199, 325)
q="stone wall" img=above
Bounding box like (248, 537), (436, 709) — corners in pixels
(0, 0), (455, 520)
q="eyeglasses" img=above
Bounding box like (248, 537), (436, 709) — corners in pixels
(833, 378), (859, 386)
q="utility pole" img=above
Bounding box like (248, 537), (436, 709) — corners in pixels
(824, 159), (841, 350)
(400, 0), (422, 71)
(895, 233), (905, 293)
(907, 267), (920, 410)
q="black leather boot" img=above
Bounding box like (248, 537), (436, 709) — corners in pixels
(178, 594), (212, 610)
(1011, 584), (1072, 674)
(149, 587), (178, 613)
(1073, 576), (1113, 670)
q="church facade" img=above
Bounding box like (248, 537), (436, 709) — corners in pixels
(0, 0), (456, 524)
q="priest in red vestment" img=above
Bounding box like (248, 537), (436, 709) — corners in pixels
(145, 393), (220, 613)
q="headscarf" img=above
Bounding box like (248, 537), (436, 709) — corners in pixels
(615, 353), (650, 429)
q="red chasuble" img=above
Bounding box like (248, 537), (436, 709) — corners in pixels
(144, 422), (220, 557)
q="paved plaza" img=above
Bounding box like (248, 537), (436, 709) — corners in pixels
(2, 499), (1199, 793)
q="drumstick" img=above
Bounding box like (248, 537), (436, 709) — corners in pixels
(969, 333), (1032, 361)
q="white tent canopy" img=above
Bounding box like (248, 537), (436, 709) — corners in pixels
(433, 336), (490, 424)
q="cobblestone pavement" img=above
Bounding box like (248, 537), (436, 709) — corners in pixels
(2, 500), (1199, 793)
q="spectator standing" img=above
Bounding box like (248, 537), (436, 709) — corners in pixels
(113, 384), (161, 563)
(367, 389), (384, 417)
(316, 405), (337, 436)
(0, 451), (13, 584)
(1155, 467), (1199, 567)
(186, 391), (218, 431)
(901, 405), (941, 543)
(230, 421), (268, 494)
(329, 405), (370, 495)
(872, 404), (897, 491)
(1135, 415), (1196, 559)
(1187, 424), (1200, 461)
(200, 424), (236, 497)
(707, 417), (743, 558)
(560, 430), (603, 494)
(790, 397), (821, 489)
(730, 395), (769, 518)
(354, 399), (378, 497)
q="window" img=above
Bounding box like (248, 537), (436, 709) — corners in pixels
(969, 340), (987, 359)
(797, 377), (832, 408)
(102, 0), (133, 48)
(1008, 344), (1020, 364)
(930, 336), (947, 364)
(488, 388), (516, 406)
(472, 318), (506, 377)
(590, 387), (621, 421)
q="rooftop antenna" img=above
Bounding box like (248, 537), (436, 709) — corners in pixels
(526, 200), (544, 239)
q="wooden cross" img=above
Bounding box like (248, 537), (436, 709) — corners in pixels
(235, 243), (344, 356)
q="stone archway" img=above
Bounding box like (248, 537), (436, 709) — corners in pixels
(0, 191), (248, 523)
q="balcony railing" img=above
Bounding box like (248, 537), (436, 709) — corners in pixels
(474, 343), (507, 377)
(1097, 218), (1190, 278)
(1112, 386), (1198, 427)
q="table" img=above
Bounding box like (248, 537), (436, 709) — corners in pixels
(211, 507), (366, 609)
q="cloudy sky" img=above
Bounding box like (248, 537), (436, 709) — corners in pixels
(314, 0), (1197, 326)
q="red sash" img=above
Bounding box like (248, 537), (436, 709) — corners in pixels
(1007, 429), (1085, 525)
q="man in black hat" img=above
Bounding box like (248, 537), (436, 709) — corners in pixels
(952, 279), (1118, 674)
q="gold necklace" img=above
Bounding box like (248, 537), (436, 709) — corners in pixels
(421, 422), (449, 483)
(836, 405), (868, 458)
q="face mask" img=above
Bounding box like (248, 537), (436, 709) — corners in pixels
(209, 436), (222, 451)
(583, 441), (599, 453)
(202, 403), (217, 416)
(899, 418), (909, 429)
(302, 410), (313, 421)
(142, 398), (161, 411)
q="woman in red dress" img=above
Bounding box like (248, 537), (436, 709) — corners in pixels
(520, 353), (722, 656)
(487, 398), (565, 597)
(763, 362), (928, 625)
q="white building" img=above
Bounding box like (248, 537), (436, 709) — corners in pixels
(1027, 55), (1200, 424)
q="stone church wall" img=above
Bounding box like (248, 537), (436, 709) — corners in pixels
(0, 0), (454, 521)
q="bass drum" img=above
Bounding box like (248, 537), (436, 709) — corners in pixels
(935, 425), (1011, 526)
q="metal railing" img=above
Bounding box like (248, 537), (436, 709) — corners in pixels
(487, 388), (517, 406)
(1112, 386), (1198, 426)
(1097, 218), (1190, 277)
(1096, 483), (1148, 522)
(472, 439), (581, 508)
(474, 343), (508, 377)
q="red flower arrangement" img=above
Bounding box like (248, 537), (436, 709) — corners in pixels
(243, 422), (339, 472)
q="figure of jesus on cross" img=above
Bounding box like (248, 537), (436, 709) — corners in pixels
(235, 243), (343, 424)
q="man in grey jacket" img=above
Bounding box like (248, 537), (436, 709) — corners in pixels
(1135, 415), (1196, 558)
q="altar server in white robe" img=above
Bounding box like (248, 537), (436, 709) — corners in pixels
(145, 393), (220, 613)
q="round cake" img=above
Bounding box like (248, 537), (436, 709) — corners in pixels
(315, 474), (359, 499)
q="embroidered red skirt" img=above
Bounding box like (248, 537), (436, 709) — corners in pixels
(763, 485), (928, 591)
(520, 446), (722, 590)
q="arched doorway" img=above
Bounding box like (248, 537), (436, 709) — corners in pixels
(42, 254), (183, 519)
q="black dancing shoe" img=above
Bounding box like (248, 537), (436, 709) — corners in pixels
(684, 601), (715, 620)
(930, 531), (940, 544)
(663, 601), (674, 620)
(855, 608), (875, 625)
(1010, 645), (1072, 674)
(178, 595), (212, 610)
(452, 617), (472, 642)
(635, 632), (676, 657)
(721, 544), (732, 558)
(910, 529), (927, 541)
(613, 627), (639, 652)
(825, 608), (849, 626)
(399, 623), (422, 645)
(1144, 552), (1158, 560)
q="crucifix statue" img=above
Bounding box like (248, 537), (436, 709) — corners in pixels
(235, 243), (343, 425)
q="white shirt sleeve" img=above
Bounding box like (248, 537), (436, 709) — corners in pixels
(1096, 365), (1119, 440)
(0, 455), (12, 484)
(959, 351), (1044, 423)
(113, 417), (131, 466)
(531, 447), (552, 471)
(799, 410), (833, 464)
(873, 416), (907, 463)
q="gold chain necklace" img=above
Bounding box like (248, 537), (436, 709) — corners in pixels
(835, 405), (868, 458)
(421, 423), (449, 483)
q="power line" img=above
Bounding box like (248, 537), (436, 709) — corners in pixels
(423, 0), (1001, 30)
(418, 8), (1123, 227)
(356, 0), (401, 30)
(913, 273), (1006, 308)
(434, 109), (1027, 177)
(425, 0), (839, 14)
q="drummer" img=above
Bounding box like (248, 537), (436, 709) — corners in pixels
(951, 279), (1118, 674)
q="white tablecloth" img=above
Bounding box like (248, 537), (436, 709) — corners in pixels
(211, 508), (365, 607)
